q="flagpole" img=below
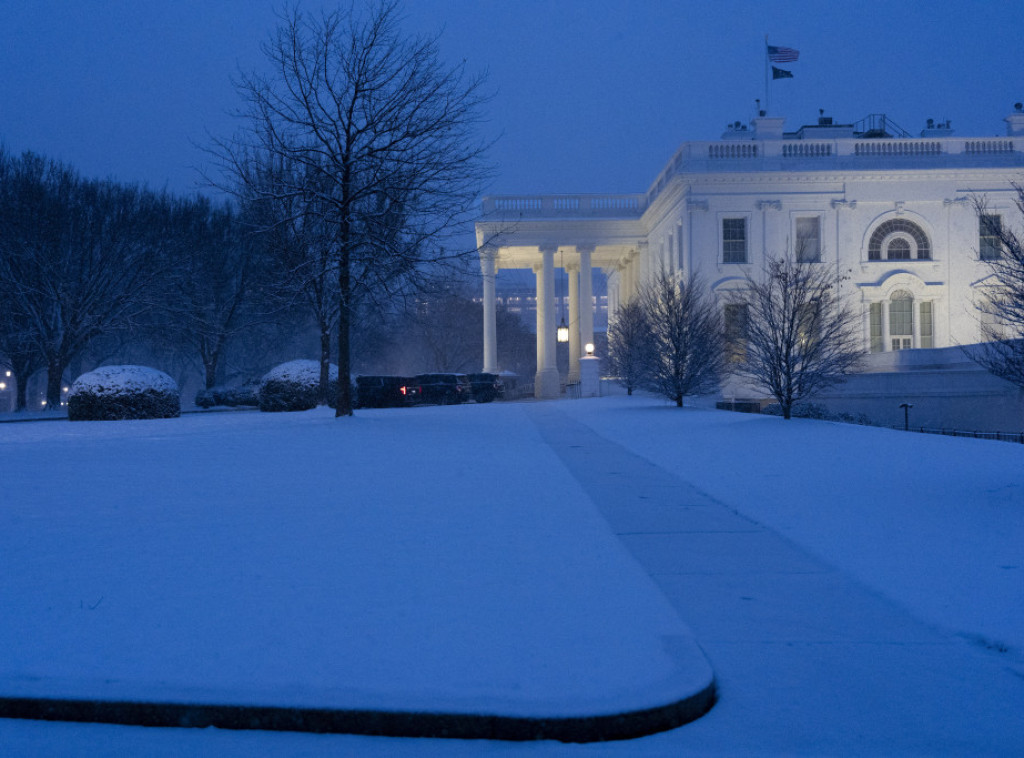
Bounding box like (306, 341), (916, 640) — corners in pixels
(764, 35), (770, 115)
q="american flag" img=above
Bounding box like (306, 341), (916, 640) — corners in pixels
(767, 45), (799, 63)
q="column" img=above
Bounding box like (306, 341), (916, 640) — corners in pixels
(480, 246), (497, 373)
(566, 262), (581, 384)
(912, 297), (921, 349)
(607, 271), (619, 323)
(535, 246), (560, 399)
(578, 246), (595, 357)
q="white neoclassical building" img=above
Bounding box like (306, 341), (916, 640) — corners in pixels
(476, 105), (1024, 400)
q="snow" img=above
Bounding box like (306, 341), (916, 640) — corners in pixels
(261, 359), (338, 387)
(68, 365), (178, 398)
(556, 396), (1024, 660)
(2, 394), (1023, 755)
(0, 403), (711, 719)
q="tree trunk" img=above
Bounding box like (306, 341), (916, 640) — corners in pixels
(203, 350), (219, 390)
(675, 394), (683, 407)
(335, 254), (353, 417)
(319, 326), (331, 405)
(783, 403), (792, 420)
(10, 357), (35, 412)
(45, 358), (64, 411)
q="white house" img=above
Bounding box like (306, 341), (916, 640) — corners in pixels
(475, 105), (1024, 403)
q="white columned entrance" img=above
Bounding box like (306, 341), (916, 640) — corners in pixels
(535, 247), (560, 398)
(481, 245), (497, 373)
(566, 262), (581, 384)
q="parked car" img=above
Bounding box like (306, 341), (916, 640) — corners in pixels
(410, 373), (474, 405)
(354, 375), (419, 408)
(467, 372), (504, 403)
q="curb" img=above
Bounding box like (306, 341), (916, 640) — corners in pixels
(0, 681), (715, 743)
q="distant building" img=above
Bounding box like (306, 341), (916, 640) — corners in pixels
(476, 105), (1024, 400)
(476, 277), (608, 335)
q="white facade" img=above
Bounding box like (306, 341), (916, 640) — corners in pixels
(476, 106), (1024, 399)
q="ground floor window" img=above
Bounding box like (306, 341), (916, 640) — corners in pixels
(869, 292), (934, 352)
(724, 303), (748, 361)
(889, 293), (913, 350)
(920, 301), (933, 348)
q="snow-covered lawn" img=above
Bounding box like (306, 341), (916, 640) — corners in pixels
(0, 403), (710, 720)
(1, 395), (1023, 755)
(558, 396), (1024, 662)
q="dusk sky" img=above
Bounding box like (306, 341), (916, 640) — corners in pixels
(2, 1), (1023, 200)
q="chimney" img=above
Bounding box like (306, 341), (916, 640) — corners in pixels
(752, 116), (785, 140)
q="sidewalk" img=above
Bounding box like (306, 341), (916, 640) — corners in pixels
(529, 403), (1024, 756)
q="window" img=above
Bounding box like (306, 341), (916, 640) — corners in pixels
(920, 301), (933, 348)
(869, 303), (883, 353)
(980, 214), (1002, 261)
(887, 237), (911, 260)
(871, 293), (931, 351)
(724, 303), (748, 361)
(889, 291), (913, 350)
(722, 218), (747, 263)
(796, 301), (819, 347)
(795, 217), (821, 262)
(868, 219), (931, 261)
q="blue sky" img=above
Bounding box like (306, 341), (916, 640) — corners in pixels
(1, 1), (1022, 198)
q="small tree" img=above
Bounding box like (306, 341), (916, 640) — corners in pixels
(636, 271), (725, 407)
(736, 253), (863, 419)
(606, 298), (651, 396)
(159, 196), (263, 391)
(972, 189), (1024, 387)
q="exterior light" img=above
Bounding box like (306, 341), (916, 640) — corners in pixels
(41, 400), (46, 406)
(63, 386), (70, 393)
(899, 402), (913, 432)
(556, 319), (569, 343)
(0, 382), (6, 390)
(585, 342), (595, 356)
(4, 370), (10, 377)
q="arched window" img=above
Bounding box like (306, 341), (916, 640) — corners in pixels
(868, 289), (935, 352)
(868, 219), (931, 261)
(889, 290), (914, 350)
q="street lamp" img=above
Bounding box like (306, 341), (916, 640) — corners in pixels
(899, 402), (913, 431)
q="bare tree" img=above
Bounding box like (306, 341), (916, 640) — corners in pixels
(158, 196), (265, 391)
(606, 298), (651, 396)
(636, 271), (725, 407)
(248, 159), (343, 402)
(972, 189), (1024, 386)
(208, 1), (492, 416)
(735, 253), (863, 419)
(0, 151), (168, 409)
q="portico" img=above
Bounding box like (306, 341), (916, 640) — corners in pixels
(477, 204), (645, 398)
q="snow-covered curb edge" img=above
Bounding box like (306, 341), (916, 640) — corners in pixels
(0, 682), (716, 743)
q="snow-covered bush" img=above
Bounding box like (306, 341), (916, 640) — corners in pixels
(68, 365), (180, 421)
(762, 402), (870, 425)
(258, 360), (338, 412)
(194, 380), (260, 409)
